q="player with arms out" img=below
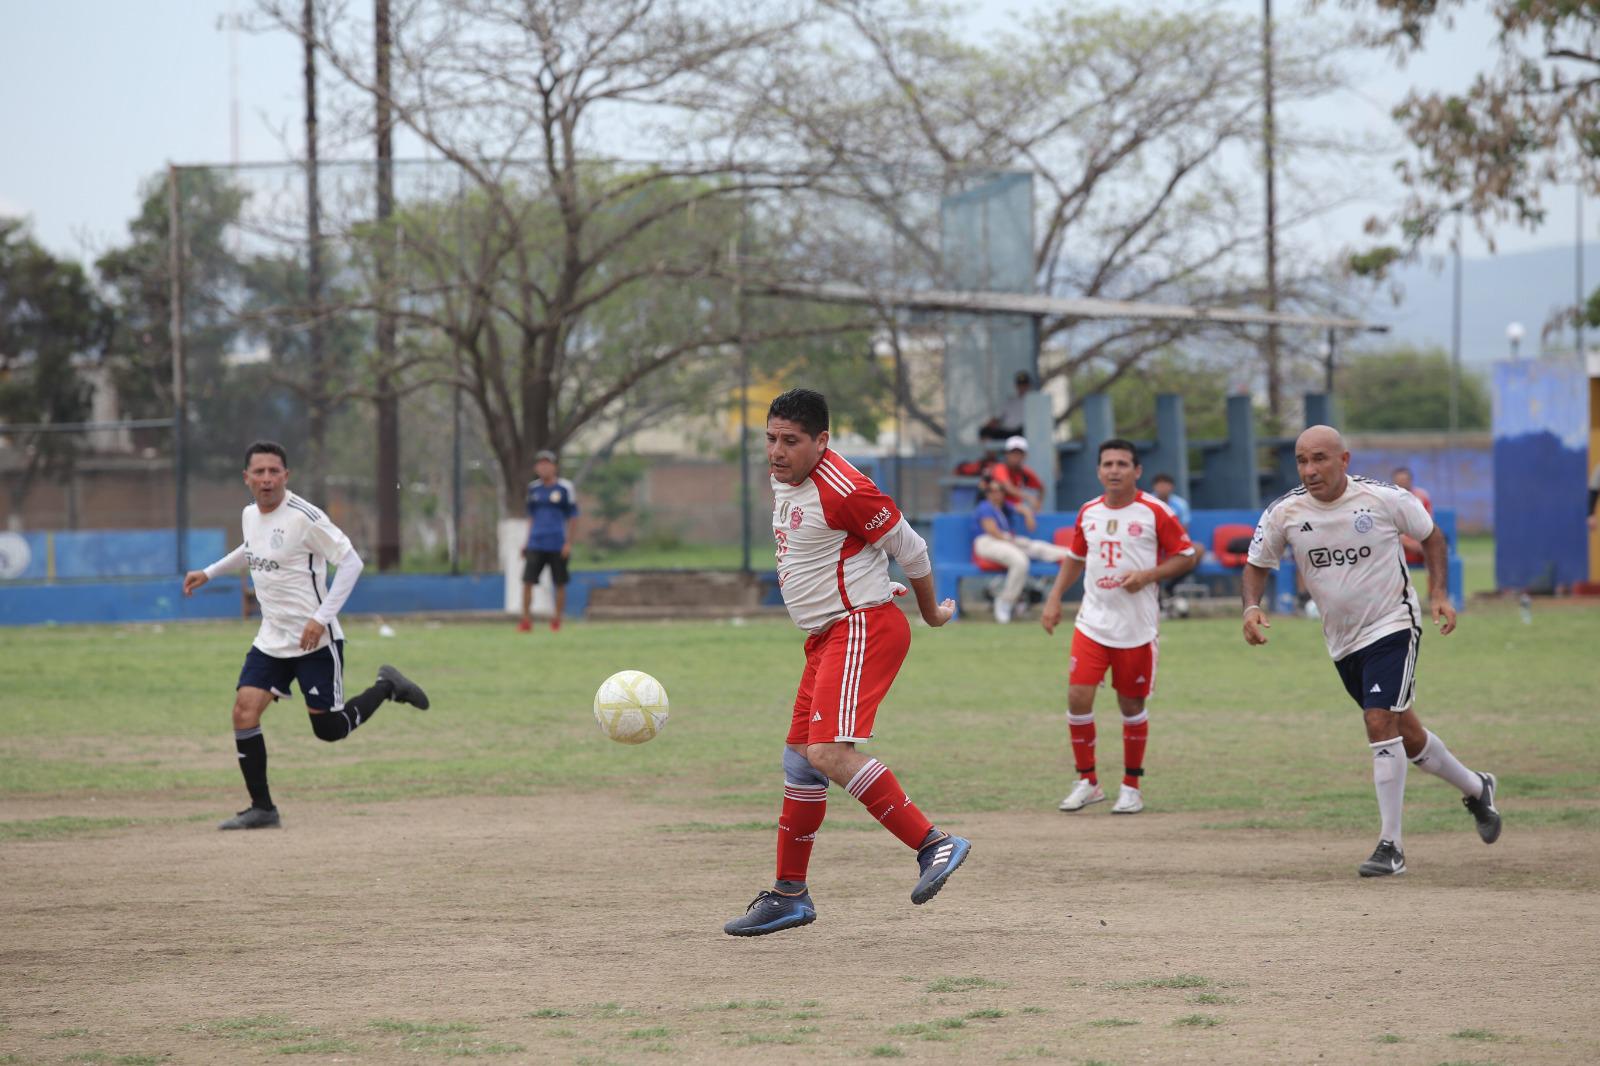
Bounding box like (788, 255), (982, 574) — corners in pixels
(183, 441), (432, 830)
(1242, 425), (1501, 877)
(723, 388), (970, 937)
(1040, 439), (1198, 814)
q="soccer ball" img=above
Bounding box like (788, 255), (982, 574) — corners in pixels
(593, 670), (670, 744)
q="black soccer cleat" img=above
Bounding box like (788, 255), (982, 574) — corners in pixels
(379, 664), (430, 710)
(1463, 772), (1502, 844)
(911, 832), (971, 904)
(723, 890), (816, 936)
(218, 806), (281, 830)
(1357, 839), (1406, 878)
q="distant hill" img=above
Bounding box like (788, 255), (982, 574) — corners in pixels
(1356, 243), (1600, 365)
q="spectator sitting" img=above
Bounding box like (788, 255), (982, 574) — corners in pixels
(1392, 466), (1433, 565)
(979, 370), (1035, 442)
(991, 435), (1045, 530)
(972, 478), (1071, 624)
(1149, 472), (1191, 526)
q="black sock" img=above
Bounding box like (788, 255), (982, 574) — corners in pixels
(308, 680), (394, 742)
(234, 727), (273, 809)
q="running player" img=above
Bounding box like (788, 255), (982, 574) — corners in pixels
(723, 388), (970, 937)
(1039, 439), (1199, 814)
(1242, 425), (1501, 877)
(182, 440), (431, 830)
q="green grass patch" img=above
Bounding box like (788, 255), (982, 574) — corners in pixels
(1108, 974), (1210, 990)
(276, 1039), (359, 1055)
(866, 1047), (906, 1059)
(1087, 1018), (1140, 1028)
(524, 1008), (571, 1019)
(1174, 1014), (1223, 1028)
(369, 1020), (480, 1035)
(1376, 1033), (1404, 1043)
(925, 976), (1006, 993)
(47, 1028), (91, 1038)
(739, 1031), (809, 1045)
(888, 1018), (966, 1036)
(702, 999), (785, 1011)
(1188, 992), (1236, 1005)
(3, 610), (1595, 836)
(965, 1008), (1007, 1019)
(627, 1027), (670, 1039)
(1449, 1029), (1504, 1042)
(114, 1057), (161, 1065)
(1019, 1006), (1048, 1015)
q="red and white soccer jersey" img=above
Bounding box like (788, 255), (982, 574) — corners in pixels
(772, 450), (903, 635)
(1066, 491), (1196, 648)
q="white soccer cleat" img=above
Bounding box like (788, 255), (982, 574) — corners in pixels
(1111, 785), (1144, 814)
(994, 600), (1014, 624)
(1058, 779), (1105, 811)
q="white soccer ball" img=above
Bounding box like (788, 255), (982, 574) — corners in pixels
(593, 670), (670, 744)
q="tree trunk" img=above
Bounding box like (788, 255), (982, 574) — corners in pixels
(373, 0), (401, 568)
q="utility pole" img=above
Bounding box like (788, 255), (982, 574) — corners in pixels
(1262, 0), (1282, 421)
(168, 166), (188, 574)
(304, 0), (329, 504)
(374, 0), (401, 569)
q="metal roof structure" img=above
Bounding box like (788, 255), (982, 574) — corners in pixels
(759, 280), (1386, 333)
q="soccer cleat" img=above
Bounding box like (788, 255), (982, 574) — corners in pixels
(1058, 778), (1105, 812)
(378, 664), (430, 710)
(516, 618), (532, 632)
(723, 890), (816, 936)
(1111, 785), (1144, 814)
(1463, 772), (1502, 844)
(911, 833), (971, 905)
(1358, 839), (1406, 878)
(218, 806), (281, 830)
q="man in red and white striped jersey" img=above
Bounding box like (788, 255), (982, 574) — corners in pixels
(1040, 438), (1199, 815)
(724, 388), (971, 937)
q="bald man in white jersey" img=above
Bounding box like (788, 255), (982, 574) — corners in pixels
(1242, 426), (1501, 877)
(723, 388), (970, 936)
(183, 440), (431, 830)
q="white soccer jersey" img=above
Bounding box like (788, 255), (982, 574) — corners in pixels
(236, 492), (354, 658)
(1067, 491), (1196, 648)
(772, 451), (902, 634)
(1248, 476), (1433, 661)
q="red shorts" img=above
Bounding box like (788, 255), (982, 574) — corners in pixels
(788, 603), (911, 745)
(1069, 629), (1157, 699)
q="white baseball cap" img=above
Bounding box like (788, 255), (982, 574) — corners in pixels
(1004, 435), (1029, 453)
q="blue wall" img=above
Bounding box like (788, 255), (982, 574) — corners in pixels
(0, 529), (225, 581)
(1493, 359), (1589, 589)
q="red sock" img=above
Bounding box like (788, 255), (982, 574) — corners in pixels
(775, 783), (827, 883)
(846, 759), (933, 849)
(1122, 710), (1148, 789)
(1068, 713), (1097, 784)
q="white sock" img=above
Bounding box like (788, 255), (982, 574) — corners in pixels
(1370, 736), (1408, 850)
(1409, 730), (1482, 797)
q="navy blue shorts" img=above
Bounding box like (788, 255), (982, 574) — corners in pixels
(1334, 628), (1419, 712)
(237, 640), (346, 711)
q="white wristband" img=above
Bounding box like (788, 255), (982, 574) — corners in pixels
(1243, 604), (1264, 618)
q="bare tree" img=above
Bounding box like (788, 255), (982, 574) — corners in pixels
(738, 0), (1357, 424)
(259, 0), (868, 509)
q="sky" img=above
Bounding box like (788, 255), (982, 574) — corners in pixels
(2, 0), (1592, 324)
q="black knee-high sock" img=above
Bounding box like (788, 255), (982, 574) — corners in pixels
(308, 679), (394, 742)
(234, 727), (273, 809)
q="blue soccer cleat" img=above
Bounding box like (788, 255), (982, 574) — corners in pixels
(911, 832), (971, 904)
(723, 890), (817, 936)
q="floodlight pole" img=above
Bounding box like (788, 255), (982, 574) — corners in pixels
(168, 165), (189, 575)
(733, 224), (752, 576)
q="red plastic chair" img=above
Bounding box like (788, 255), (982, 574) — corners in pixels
(1211, 523), (1256, 568)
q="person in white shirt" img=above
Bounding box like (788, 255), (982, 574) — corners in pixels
(723, 389), (970, 937)
(1040, 439), (1199, 815)
(1242, 425), (1501, 877)
(182, 441), (431, 830)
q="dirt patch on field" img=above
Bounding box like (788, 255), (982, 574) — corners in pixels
(3, 793), (1597, 1064)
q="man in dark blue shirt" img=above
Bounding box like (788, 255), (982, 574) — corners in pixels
(520, 450), (580, 632)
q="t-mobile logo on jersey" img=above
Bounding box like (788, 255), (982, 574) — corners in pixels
(1099, 540), (1122, 567)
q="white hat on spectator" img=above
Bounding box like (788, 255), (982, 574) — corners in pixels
(1004, 435), (1029, 453)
